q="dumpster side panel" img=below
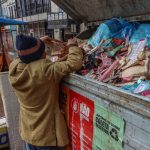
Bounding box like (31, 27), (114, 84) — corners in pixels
(64, 74), (150, 118)
(62, 74), (150, 150)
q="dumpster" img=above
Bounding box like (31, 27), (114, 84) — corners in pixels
(53, 0), (150, 150)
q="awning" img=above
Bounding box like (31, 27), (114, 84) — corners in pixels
(0, 17), (27, 26)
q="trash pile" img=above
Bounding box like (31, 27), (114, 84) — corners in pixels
(77, 18), (150, 97)
(43, 37), (68, 62)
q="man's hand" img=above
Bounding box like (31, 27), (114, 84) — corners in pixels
(57, 55), (68, 62)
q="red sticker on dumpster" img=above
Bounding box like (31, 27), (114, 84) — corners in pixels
(69, 89), (94, 150)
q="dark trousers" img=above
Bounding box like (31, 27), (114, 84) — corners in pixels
(23, 142), (62, 150)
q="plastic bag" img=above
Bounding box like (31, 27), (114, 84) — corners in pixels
(121, 79), (142, 93)
(130, 24), (150, 47)
(134, 80), (150, 94)
(88, 23), (110, 47)
(88, 18), (132, 47)
(110, 23), (138, 45)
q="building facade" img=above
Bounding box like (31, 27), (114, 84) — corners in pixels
(47, 1), (78, 40)
(0, 0), (17, 52)
(0, 0), (16, 18)
(14, 0), (78, 40)
(14, 0), (50, 37)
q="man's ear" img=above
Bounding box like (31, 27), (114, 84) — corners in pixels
(41, 52), (46, 58)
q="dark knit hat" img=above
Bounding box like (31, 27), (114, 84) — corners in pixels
(16, 34), (45, 63)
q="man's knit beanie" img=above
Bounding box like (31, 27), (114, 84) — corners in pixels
(16, 34), (45, 63)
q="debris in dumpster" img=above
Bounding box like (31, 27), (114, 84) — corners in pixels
(130, 24), (150, 47)
(128, 38), (147, 63)
(41, 37), (69, 62)
(3, 17), (150, 97)
(75, 18), (150, 97)
(133, 80), (150, 94)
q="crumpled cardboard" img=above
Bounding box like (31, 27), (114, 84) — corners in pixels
(121, 59), (149, 78)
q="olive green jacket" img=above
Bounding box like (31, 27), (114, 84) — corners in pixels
(9, 46), (83, 147)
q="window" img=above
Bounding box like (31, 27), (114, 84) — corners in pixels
(59, 13), (63, 20)
(14, 5), (16, 18)
(59, 8), (63, 12)
(43, 0), (48, 4)
(55, 13), (58, 20)
(31, 0), (35, 3)
(11, 6), (14, 18)
(10, 6), (13, 18)
(51, 14), (54, 20)
(37, 0), (42, 4)
(48, 14), (51, 21)
(63, 13), (67, 19)
(71, 24), (77, 33)
(2, 8), (5, 16)
(8, 7), (11, 18)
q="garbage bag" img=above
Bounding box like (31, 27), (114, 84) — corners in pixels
(121, 79), (142, 93)
(130, 24), (150, 47)
(115, 23), (138, 40)
(88, 23), (110, 47)
(88, 18), (131, 47)
(134, 80), (150, 94)
(121, 82), (139, 93)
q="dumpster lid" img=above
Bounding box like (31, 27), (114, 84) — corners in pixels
(52, 0), (150, 23)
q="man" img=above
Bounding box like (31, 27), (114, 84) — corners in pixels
(9, 34), (83, 150)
